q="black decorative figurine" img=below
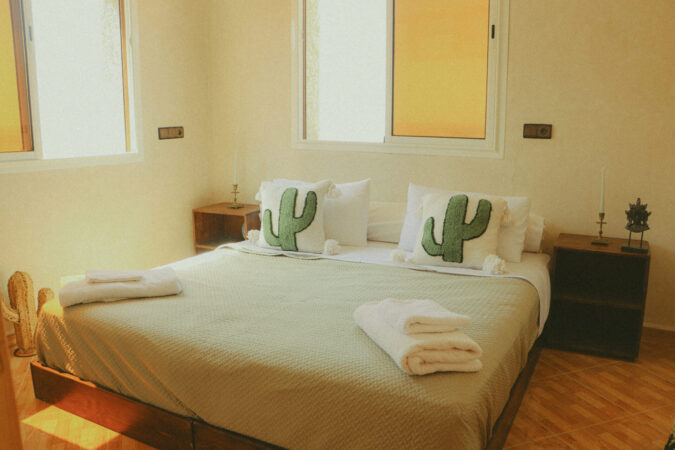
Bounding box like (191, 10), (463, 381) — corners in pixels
(621, 198), (650, 253)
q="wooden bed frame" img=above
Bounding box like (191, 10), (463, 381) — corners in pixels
(31, 339), (543, 450)
(30, 340), (542, 449)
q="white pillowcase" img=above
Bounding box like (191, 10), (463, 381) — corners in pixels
(496, 196), (532, 262)
(399, 183), (530, 262)
(524, 214), (545, 252)
(367, 201), (406, 243)
(410, 192), (507, 269)
(258, 180), (333, 253)
(272, 178), (371, 247)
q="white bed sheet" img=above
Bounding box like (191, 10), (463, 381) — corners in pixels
(223, 240), (551, 335)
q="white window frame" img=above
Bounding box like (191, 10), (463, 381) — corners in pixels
(291, 0), (509, 158)
(0, 0), (144, 173)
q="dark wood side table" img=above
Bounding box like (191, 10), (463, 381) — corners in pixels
(547, 233), (650, 360)
(192, 203), (260, 254)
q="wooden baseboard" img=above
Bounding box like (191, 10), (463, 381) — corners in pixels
(31, 339), (543, 450)
(643, 322), (675, 332)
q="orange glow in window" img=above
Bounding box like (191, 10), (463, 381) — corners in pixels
(393, 0), (490, 139)
(0, 0), (23, 152)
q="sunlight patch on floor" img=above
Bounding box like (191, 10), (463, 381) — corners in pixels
(22, 405), (119, 449)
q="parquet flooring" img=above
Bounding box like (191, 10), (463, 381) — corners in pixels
(6, 329), (675, 449)
(506, 327), (675, 449)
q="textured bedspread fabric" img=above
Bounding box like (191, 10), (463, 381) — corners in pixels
(36, 249), (540, 450)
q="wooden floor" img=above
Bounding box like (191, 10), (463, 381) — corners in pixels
(7, 334), (151, 450)
(7, 329), (675, 449)
(505, 327), (675, 449)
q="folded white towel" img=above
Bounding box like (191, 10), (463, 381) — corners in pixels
(376, 298), (471, 334)
(354, 302), (482, 375)
(85, 270), (144, 283)
(59, 267), (182, 308)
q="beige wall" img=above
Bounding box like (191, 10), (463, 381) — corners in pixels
(2, 0), (673, 332)
(1, 0), (216, 333)
(207, 0), (675, 328)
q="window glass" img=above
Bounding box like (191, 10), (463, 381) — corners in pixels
(392, 0), (490, 139)
(304, 0), (386, 143)
(31, 0), (128, 158)
(0, 0), (24, 152)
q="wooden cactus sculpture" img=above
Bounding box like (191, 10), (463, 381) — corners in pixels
(422, 194), (492, 263)
(0, 272), (54, 357)
(263, 188), (317, 251)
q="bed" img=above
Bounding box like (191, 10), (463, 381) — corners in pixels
(33, 242), (549, 449)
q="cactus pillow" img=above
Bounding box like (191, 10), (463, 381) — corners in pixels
(399, 183), (531, 262)
(257, 180), (334, 254)
(411, 193), (507, 269)
(272, 178), (371, 246)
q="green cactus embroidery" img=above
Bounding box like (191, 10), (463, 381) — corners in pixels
(263, 188), (317, 251)
(422, 194), (492, 263)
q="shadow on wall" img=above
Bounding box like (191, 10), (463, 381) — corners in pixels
(541, 223), (562, 256)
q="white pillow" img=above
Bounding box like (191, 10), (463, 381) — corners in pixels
(367, 201), (406, 243)
(524, 214), (545, 253)
(273, 178), (370, 246)
(496, 196), (531, 262)
(398, 184), (431, 251)
(399, 183), (530, 262)
(411, 193), (507, 269)
(258, 180), (333, 253)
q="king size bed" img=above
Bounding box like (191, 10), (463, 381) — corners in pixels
(32, 242), (549, 449)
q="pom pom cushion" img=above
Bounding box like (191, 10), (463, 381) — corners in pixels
(258, 180), (334, 253)
(399, 183), (530, 262)
(410, 193), (507, 269)
(273, 178), (371, 246)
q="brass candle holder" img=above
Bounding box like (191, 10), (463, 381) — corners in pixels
(229, 184), (243, 209)
(591, 212), (609, 245)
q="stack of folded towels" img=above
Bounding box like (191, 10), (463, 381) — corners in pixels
(354, 298), (483, 375)
(59, 268), (182, 308)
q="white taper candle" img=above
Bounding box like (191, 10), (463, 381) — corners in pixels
(233, 150), (238, 185)
(599, 167), (605, 214)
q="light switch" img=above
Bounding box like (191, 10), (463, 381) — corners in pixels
(158, 126), (184, 140)
(523, 124), (552, 139)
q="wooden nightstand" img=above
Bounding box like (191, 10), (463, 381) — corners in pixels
(547, 233), (650, 360)
(192, 203), (260, 254)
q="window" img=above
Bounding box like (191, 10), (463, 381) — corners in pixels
(1, 0), (31, 153)
(0, 0), (137, 163)
(294, 0), (509, 157)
